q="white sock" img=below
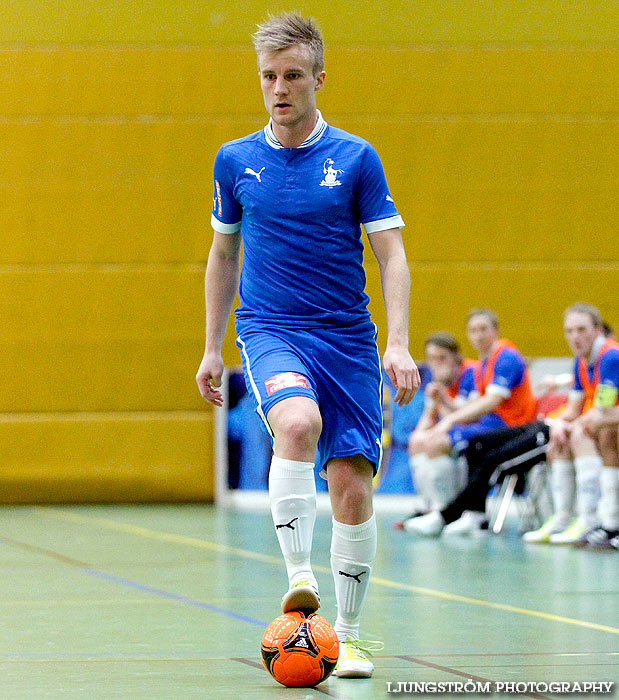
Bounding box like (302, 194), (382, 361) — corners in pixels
(550, 459), (576, 526)
(456, 455), (469, 491)
(425, 455), (459, 509)
(269, 456), (317, 588)
(598, 467), (619, 531)
(409, 454), (431, 510)
(574, 455), (603, 528)
(331, 514), (377, 642)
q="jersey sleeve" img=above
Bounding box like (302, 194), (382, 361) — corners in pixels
(486, 348), (526, 398)
(210, 146), (242, 234)
(355, 143), (404, 233)
(595, 348), (619, 407)
(456, 365), (476, 402)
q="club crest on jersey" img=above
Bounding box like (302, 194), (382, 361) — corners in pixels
(319, 158), (344, 187)
(265, 372), (310, 395)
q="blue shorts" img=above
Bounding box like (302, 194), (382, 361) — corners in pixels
(449, 413), (507, 453)
(235, 321), (383, 474)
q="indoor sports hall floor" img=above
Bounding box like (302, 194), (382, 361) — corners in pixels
(1, 504), (617, 700)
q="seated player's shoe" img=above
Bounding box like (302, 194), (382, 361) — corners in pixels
(610, 534), (619, 550)
(281, 578), (320, 614)
(443, 511), (489, 536)
(548, 518), (589, 544)
(522, 514), (571, 543)
(394, 509), (430, 530)
(402, 510), (445, 537)
(573, 526), (619, 549)
(334, 637), (384, 678)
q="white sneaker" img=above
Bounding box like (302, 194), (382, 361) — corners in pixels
(281, 578), (320, 614)
(574, 526), (619, 549)
(443, 511), (488, 536)
(548, 518), (590, 544)
(334, 638), (384, 678)
(522, 514), (572, 543)
(403, 510), (445, 537)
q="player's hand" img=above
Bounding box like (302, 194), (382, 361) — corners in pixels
(549, 418), (571, 450)
(383, 345), (421, 407)
(196, 351), (225, 407)
(425, 382), (441, 401)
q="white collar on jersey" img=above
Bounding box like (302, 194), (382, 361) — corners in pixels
(587, 334), (607, 365)
(263, 109), (327, 149)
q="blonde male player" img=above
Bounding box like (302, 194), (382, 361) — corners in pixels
(196, 13), (419, 677)
(581, 401), (619, 549)
(524, 303), (619, 547)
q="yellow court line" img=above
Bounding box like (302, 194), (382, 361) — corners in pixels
(37, 507), (282, 566)
(369, 575), (619, 635)
(38, 508), (619, 636)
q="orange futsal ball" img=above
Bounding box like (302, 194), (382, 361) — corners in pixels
(261, 611), (339, 687)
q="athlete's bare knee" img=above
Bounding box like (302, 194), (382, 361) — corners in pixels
(268, 398), (322, 454)
(597, 426), (619, 465)
(568, 421), (594, 455)
(425, 435), (451, 459)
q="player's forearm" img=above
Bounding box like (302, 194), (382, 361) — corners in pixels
(439, 394), (503, 428)
(559, 398), (586, 423)
(379, 252), (411, 349)
(416, 406), (438, 432)
(204, 245), (240, 353)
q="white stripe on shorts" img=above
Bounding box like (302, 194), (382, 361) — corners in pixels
(236, 335), (274, 439)
(373, 323), (384, 472)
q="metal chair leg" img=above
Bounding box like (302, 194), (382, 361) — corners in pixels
(491, 473), (518, 534)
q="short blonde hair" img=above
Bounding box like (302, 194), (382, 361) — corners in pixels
(252, 12), (324, 75)
(564, 302), (603, 327)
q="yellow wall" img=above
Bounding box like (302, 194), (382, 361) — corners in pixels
(2, 1), (618, 501)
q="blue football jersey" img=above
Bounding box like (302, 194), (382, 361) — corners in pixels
(211, 111), (404, 327)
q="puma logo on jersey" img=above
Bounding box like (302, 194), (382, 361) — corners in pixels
(244, 167), (266, 182)
(276, 518), (299, 531)
(338, 570), (367, 583)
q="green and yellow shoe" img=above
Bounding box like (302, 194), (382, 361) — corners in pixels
(334, 638), (384, 678)
(281, 578), (320, 614)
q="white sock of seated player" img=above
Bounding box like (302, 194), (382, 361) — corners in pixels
(550, 459), (576, 526)
(269, 456), (317, 589)
(574, 455), (602, 528)
(331, 514), (377, 642)
(409, 453), (432, 511)
(425, 455), (460, 509)
(598, 467), (619, 531)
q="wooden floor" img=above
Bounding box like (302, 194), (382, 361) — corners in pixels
(1, 504), (617, 699)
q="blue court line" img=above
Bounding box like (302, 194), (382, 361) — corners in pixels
(81, 567), (268, 628)
(0, 533), (268, 629)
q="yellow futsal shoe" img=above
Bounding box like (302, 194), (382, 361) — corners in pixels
(522, 514), (572, 543)
(281, 578), (320, 614)
(549, 518), (590, 544)
(334, 638), (384, 678)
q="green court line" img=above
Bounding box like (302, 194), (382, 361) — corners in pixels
(38, 508), (619, 636)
